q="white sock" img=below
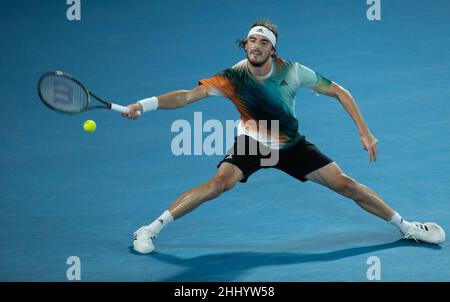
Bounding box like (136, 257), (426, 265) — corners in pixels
(148, 210), (174, 234)
(388, 211), (410, 234)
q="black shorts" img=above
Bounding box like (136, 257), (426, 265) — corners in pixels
(217, 135), (333, 183)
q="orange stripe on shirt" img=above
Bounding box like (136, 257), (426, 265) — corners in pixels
(199, 74), (290, 143)
(199, 75), (252, 121)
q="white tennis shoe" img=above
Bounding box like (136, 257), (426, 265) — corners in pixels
(403, 222), (445, 244)
(133, 225), (158, 254)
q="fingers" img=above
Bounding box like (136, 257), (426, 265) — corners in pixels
(362, 136), (378, 162)
(122, 112), (139, 120)
(122, 112), (131, 119)
(121, 106), (141, 120)
(368, 141), (378, 162)
(373, 142), (378, 162)
(129, 111), (140, 120)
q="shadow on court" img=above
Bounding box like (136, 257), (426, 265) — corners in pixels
(129, 239), (441, 281)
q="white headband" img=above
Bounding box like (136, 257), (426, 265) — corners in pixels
(247, 26), (277, 47)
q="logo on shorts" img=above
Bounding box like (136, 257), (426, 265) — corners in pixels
(225, 154), (233, 159)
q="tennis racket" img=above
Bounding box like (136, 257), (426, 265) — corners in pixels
(37, 71), (140, 115)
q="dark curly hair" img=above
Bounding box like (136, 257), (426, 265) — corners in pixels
(236, 20), (279, 58)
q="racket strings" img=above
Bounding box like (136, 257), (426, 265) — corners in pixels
(40, 75), (88, 113)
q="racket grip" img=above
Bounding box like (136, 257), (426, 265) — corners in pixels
(111, 103), (141, 115)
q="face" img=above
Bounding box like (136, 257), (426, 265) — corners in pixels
(245, 34), (274, 67)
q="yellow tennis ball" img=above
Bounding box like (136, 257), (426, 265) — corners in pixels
(83, 120), (96, 132)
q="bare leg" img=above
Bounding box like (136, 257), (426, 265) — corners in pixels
(133, 163), (244, 253)
(305, 162), (394, 220)
(169, 163), (244, 219)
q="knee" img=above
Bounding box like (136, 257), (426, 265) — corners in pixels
(206, 176), (235, 198)
(334, 175), (361, 198)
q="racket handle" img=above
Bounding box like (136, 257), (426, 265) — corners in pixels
(110, 103), (141, 115)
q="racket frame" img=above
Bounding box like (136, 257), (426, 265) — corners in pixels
(38, 71), (130, 114)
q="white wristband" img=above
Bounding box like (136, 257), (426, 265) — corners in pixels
(137, 97), (158, 112)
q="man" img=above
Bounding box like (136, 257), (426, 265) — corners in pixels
(124, 21), (445, 254)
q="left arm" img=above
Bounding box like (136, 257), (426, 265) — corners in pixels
(315, 82), (379, 162)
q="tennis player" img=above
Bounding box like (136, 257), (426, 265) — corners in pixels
(124, 21), (445, 254)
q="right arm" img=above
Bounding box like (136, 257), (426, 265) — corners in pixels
(153, 85), (210, 109)
(123, 85), (209, 119)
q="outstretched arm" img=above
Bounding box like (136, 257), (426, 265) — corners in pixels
(315, 82), (379, 162)
(123, 85), (209, 119)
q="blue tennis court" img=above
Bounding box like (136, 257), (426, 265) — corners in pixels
(0, 0), (449, 281)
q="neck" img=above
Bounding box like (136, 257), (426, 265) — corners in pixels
(247, 57), (273, 77)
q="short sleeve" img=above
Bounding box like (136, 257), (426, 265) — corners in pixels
(199, 73), (234, 98)
(295, 63), (332, 91)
